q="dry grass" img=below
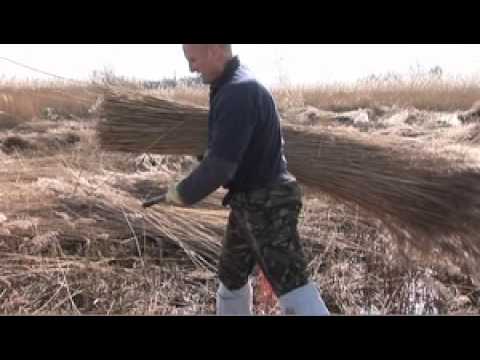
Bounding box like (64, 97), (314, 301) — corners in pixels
(136, 78), (480, 114)
(137, 77), (480, 113)
(2, 79), (480, 315)
(2, 76), (480, 123)
(275, 77), (480, 113)
(0, 82), (99, 121)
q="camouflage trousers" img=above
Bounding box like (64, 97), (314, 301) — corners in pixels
(218, 181), (310, 297)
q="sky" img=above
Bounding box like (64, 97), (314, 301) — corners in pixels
(1, 44), (480, 87)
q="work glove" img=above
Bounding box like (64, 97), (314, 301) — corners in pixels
(165, 182), (185, 206)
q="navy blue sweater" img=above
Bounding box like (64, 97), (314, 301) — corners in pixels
(178, 56), (293, 205)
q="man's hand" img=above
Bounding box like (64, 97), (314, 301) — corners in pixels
(165, 182), (186, 206)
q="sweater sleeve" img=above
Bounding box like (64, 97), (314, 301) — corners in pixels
(176, 154), (238, 205)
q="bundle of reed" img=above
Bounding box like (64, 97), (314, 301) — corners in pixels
(73, 197), (225, 271)
(284, 125), (480, 261)
(98, 88), (480, 266)
(98, 88), (208, 155)
(36, 174), (226, 271)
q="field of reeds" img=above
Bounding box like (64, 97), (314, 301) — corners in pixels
(1, 75), (480, 315)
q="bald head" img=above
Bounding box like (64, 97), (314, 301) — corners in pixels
(182, 44), (233, 84)
(183, 44), (232, 54)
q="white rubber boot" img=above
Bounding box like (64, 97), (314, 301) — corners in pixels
(216, 280), (253, 316)
(279, 282), (330, 316)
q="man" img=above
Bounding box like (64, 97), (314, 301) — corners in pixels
(165, 44), (329, 316)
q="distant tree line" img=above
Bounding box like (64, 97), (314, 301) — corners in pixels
(90, 68), (204, 89)
(360, 65), (445, 84)
(142, 75), (204, 89)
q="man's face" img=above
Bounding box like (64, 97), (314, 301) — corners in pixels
(183, 45), (223, 84)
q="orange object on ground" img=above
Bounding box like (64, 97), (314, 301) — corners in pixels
(257, 270), (277, 313)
